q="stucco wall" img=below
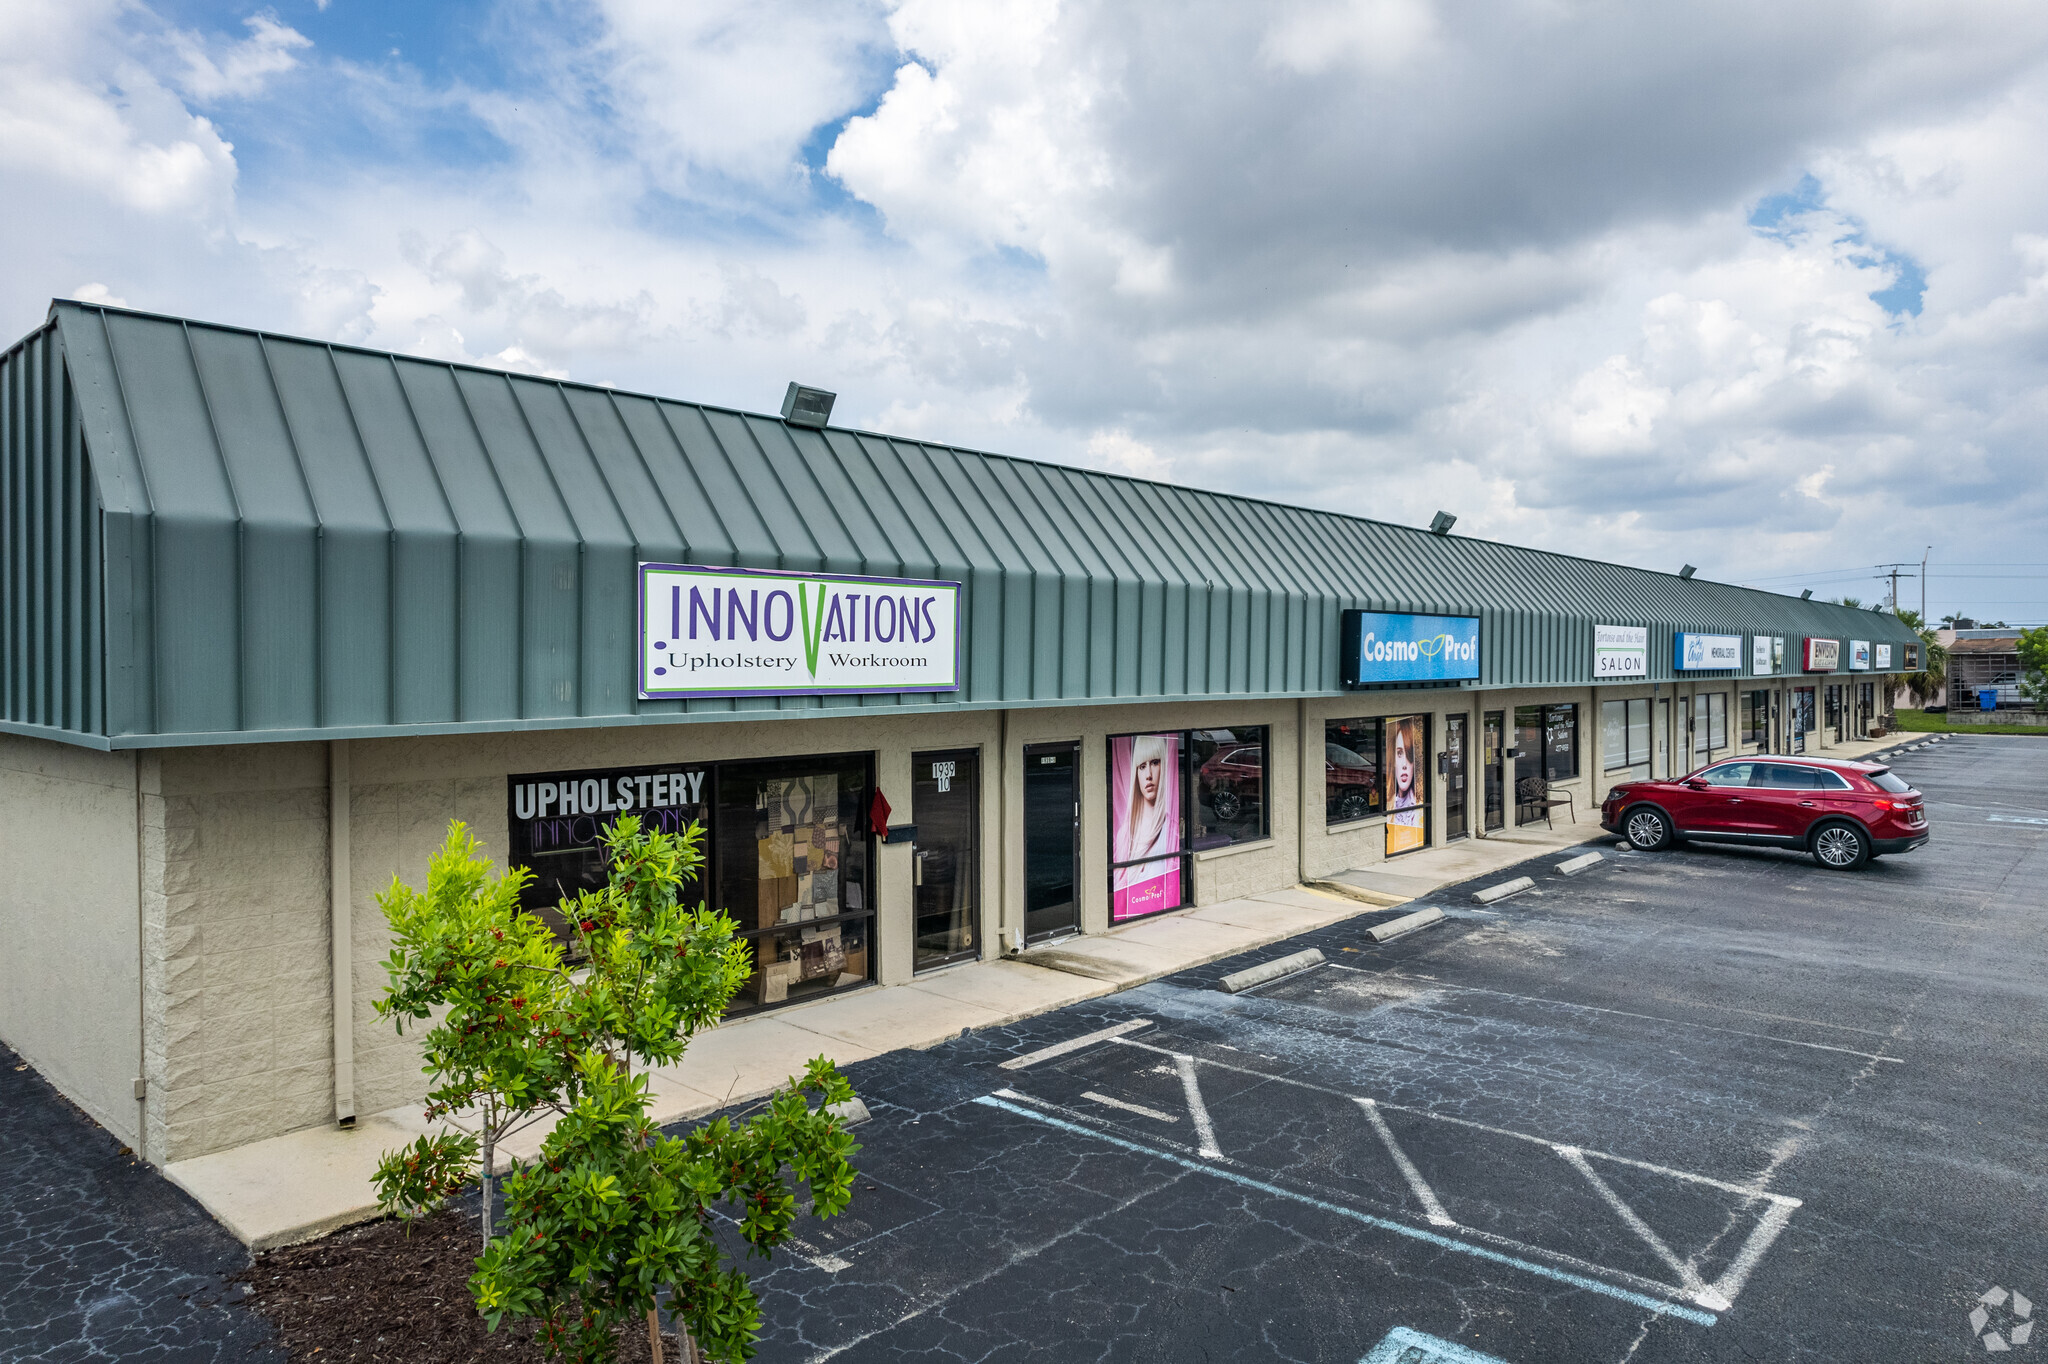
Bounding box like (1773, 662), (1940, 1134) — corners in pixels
(146, 743), (333, 1163)
(0, 735), (142, 1150)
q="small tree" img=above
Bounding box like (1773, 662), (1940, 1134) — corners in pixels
(371, 815), (860, 1362)
(372, 823), (571, 1242)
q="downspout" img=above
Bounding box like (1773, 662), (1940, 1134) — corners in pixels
(1296, 697), (1310, 882)
(134, 751), (147, 1165)
(997, 709), (1015, 953)
(330, 739), (355, 1126)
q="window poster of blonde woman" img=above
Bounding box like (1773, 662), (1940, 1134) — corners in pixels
(1384, 715), (1429, 856)
(1110, 732), (1184, 921)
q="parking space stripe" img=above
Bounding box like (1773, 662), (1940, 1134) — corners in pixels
(1357, 1098), (1456, 1228)
(972, 1095), (1721, 1327)
(1173, 1053), (1225, 1158)
(998, 1019), (1154, 1070)
(1336, 968), (1904, 1063)
(1081, 1091), (1178, 1123)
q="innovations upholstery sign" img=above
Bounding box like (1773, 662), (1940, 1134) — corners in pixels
(640, 564), (960, 699)
(1341, 611), (1481, 686)
(1674, 633), (1742, 671)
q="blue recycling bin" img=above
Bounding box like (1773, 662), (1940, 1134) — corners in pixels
(1980, 689), (1999, 711)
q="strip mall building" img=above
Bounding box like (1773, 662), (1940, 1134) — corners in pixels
(0, 303), (1921, 1169)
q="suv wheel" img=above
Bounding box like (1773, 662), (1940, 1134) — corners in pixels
(1810, 821), (1870, 871)
(1210, 788), (1242, 822)
(1624, 806), (1673, 851)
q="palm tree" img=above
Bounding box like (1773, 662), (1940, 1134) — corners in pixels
(1893, 608), (1948, 706)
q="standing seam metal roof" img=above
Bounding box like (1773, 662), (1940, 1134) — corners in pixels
(0, 301), (1920, 749)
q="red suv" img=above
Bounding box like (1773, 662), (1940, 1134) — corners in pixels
(1600, 757), (1928, 870)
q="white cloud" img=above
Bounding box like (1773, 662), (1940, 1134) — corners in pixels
(5, 0), (2048, 620)
(167, 13), (311, 102)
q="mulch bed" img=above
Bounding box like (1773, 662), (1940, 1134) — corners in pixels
(232, 1209), (679, 1362)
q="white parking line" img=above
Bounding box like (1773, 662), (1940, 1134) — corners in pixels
(1556, 1144), (1726, 1310)
(1082, 1091), (1178, 1123)
(1174, 1053), (1224, 1158)
(998, 1019), (1153, 1070)
(1357, 1098), (1455, 1227)
(1332, 967), (1904, 1064)
(974, 1095), (1721, 1327)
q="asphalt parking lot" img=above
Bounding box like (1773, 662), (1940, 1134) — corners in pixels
(738, 734), (2048, 1364)
(5, 734), (2042, 1363)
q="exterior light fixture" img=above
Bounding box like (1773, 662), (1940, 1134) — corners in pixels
(1678, 564), (1696, 579)
(781, 383), (836, 428)
(1429, 511), (1457, 535)
(1800, 589), (1813, 599)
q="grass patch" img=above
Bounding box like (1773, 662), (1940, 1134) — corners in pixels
(1894, 708), (2048, 737)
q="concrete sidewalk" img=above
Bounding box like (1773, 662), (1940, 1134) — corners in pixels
(164, 740), (1913, 1253)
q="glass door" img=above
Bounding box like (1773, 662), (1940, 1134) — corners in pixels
(1445, 714), (1469, 841)
(1654, 698), (1671, 777)
(1482, 711), (1505, 832)
(1023, 742), (1080, 943)
(1513, 705), (1545, 825)
(912, 749), (980, 972)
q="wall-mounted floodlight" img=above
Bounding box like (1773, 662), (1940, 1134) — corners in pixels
(1678, 564), (1697, 579)
(1429, 511), (1457, 535)
(1800, 589), (1813, 599)
(781, 383), (836, 428)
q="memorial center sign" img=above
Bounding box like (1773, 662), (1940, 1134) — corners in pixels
(638, 564), (961, 699)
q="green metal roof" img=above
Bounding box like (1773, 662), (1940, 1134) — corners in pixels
(0, 301), (1920, 749)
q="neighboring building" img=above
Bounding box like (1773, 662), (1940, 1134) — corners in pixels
(1946, 630), (2026, 710)
(0, 302), (1921, 1169)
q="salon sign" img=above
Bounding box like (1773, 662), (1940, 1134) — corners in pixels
(639, 563), (960, 699)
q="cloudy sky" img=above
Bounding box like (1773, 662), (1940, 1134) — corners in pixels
(6, 0), (2046, 622)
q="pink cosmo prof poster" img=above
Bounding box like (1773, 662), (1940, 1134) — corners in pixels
(1110, 733), (1183, 921)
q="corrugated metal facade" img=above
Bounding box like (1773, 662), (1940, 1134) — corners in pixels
(0, 301), (1920, 749)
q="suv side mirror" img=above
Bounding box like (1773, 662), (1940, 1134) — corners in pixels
(1684, 779), (1709, 790)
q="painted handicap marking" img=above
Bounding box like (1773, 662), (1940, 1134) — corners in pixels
(980, 1020), (1813, 1324)
(1360, 1326), (1514, 1364)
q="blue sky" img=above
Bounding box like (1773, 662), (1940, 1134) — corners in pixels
(4, 0), (2048, 622)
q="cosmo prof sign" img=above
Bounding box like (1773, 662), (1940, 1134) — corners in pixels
(1340, 610), (1481, 687)
(638, 564), (960, 700)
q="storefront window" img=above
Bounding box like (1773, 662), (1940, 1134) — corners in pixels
(1191, 728), (1268, 848)
(1692, 693), (1727, 755)
(1740, 691), (1768, 749)
(1516, 704), (1576, 823)
(714, 753), (874, 1016)
(1601, 699), (1650, 775)
(1545, 705), (1579, 781)
(1324, 718), (1384, 824)
(1110, 732), (1186, 922)
(507, 763), (709, 943)
(1384, 714), (1430, 855)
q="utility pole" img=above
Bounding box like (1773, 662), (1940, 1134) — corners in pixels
(1921, 546), (1929, 624)
(1875, 562), (1919, 615)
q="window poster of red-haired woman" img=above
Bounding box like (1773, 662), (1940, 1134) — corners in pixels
(1110, 732), (1184, 921)
(1384, 715), (1429, 856)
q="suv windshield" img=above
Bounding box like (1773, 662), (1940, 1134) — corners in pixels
(1869, 770), (1913, 793)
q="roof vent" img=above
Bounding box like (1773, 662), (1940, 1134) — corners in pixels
(781, 383), (836, 429)
(1428, 511), (1457, 535)
(1678, 564), (1697, 579)
(1800, 589), (1813, 599)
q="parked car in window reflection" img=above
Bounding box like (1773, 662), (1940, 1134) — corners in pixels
(1325, 742), (1380, 822)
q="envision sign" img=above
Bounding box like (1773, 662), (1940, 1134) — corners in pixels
(1341, 610), (1481, 686)
(638, 564), (960, 699)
